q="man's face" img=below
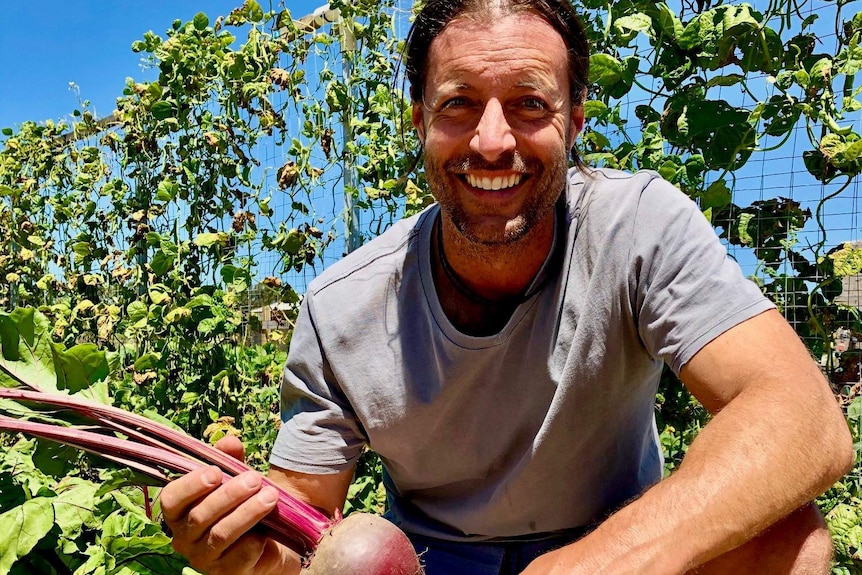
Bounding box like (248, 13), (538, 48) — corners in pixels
(412, 12), (584, 246)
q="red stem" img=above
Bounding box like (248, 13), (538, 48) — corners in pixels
(0, 394), (332, 556)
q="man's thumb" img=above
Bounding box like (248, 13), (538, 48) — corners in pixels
(214, 434), (245, 461)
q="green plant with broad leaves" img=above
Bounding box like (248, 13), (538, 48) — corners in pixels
(0, 0), (861, 572)
(0, 308), (189, 575)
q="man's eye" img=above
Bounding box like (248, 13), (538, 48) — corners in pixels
(441, 97), (468, 109)
(523, 98), (547, 110)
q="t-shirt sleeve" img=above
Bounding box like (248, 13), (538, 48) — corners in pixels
(269, 293), (367, 474)
(632, 176), (775, 374)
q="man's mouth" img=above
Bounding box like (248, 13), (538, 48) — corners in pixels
(464, 173), (524, 191)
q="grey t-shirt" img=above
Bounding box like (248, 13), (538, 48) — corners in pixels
(270, 167), (774, 541)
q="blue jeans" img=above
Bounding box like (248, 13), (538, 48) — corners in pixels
(409, 529), (588, 575)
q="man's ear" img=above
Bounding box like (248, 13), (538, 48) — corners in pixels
(412, 102), (426, 144)
(568, 104), (585, 151)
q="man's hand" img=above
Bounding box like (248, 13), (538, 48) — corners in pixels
(160, 436), (300, 575)
(517, 529), (686, 575)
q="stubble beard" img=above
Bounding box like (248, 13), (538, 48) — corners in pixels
(424, 149), (569, 247)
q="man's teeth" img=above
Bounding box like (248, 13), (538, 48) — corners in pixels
(465, 174), (523, 191)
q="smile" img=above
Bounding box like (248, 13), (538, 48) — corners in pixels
(464, 173), (524, 191)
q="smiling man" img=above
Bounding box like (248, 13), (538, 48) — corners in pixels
(160, 1), (853, 574)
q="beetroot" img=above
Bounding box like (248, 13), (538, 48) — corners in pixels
(303, 513), (425, 575)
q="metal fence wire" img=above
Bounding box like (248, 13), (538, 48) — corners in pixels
(32, 0), (862, 376)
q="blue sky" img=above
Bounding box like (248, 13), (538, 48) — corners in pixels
(0, 1), (323, 130)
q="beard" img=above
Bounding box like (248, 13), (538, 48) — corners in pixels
(424, 147), (569, 246)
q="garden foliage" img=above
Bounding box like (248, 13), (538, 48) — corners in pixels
(0, 0), (860, 572)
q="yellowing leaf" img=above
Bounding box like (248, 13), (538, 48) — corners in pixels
(193, 232), (229, 248)
(165, 307), (191, 324)
(148, 289), (171, 306)
(829, 243), (862, 278)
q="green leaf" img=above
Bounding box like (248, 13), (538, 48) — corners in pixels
(246, 0), (264, 22)
(186, 295), (214, 309)
(0, 309), (57, 392)
(283, 229), (306, 254)
(133, 353), (162, 372)
(96, 469), (162, 498)
(614, 13), (652, 38)
(737, 212), (755, 245)
(0, 497), (55, 573)
(809, 57), (833, 83)
(837, 44), (862, 76)
(198, 317), (224, 336)
(150, 101), (174, 120)
(651, 3), (684, 42)
(51, 343), (109, 393)
(701, 180), (732, 211)
(706, 74), (744, 88)
(53, 479), (100, 540)
(150, 250), (176, 277)
(72, 242), (92, 259)
(148, 287), (171, 306)
(156, 179), (178, 202)
(0, 308), (35, 362)
(1, 128), (12, 136)
(829, 243), (862, 278)
(193, 12), (209, 31)
(635, 105), (661, 124)
(127, 301), (148, 324)
(658, 159), (685, 183)
(0, 439), (52, 498)
(165, 307), (191, 324)
(589, 54), (623, 88)
(583, 100), (608, 119)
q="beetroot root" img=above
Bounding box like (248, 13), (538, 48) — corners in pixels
(302, 513), (424, 575)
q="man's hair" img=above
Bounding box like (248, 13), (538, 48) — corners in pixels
(404, 0), (590, 106)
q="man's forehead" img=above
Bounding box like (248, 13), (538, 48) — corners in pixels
(428, 74), (562, 96)
(423, 14), (569, 96)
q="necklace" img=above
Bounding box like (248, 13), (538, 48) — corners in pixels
(435, 215), (533, 307)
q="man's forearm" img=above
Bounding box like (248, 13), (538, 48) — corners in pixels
(522, 312), (853, 575)
(593, 391), (845, 572)
(551, 380), (850, 573)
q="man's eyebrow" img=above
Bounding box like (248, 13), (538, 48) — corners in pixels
(514, 76), (558, 92)
(423, 81), (472, 106)
(433, 81), (473, 93)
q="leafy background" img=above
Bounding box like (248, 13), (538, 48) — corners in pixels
(0, 0), (860, 573)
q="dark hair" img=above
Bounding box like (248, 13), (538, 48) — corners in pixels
(404, 0), (590, 106)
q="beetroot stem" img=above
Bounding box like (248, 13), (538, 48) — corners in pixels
(0, 389), (332, 556)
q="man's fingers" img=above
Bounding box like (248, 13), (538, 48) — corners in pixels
(202, 485), (279, 554)
(215, 435), (246, 461)
(175, 471), (273, 545)
(160, 465), (223, 524)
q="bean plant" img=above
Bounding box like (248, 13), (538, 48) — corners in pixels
(0, 0), (860, 572)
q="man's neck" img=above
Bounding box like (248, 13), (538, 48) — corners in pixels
(439, 212), (556, 301)
(431, 210), (557, 336)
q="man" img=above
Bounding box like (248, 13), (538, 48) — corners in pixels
(161, 0), (854, 573)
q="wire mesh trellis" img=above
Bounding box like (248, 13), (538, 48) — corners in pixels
(7, 0), (861, 366)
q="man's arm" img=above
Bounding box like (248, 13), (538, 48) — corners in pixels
(161, 436), (355, 575)
(522, 309), (854, 574)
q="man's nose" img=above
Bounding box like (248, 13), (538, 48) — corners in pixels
(469, 99), (516, 162)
